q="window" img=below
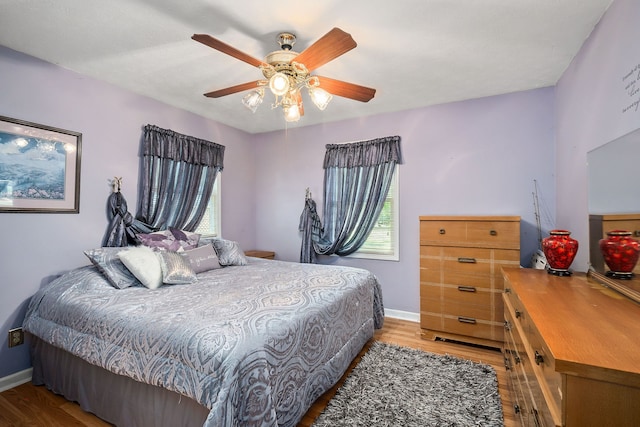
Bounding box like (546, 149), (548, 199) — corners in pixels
(194, 175), (221, 237)
(350, 166), (399, 261)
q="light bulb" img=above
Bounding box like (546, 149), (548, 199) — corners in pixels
(269, 72), (290, 96)
(283, 104), (301, 122)
(242, 89), (264, 113)
(309, 87), (333, 111)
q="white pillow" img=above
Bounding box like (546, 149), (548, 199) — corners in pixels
(118, 246), (163, 290)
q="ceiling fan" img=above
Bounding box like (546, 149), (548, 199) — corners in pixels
(192, 28), (376, 122)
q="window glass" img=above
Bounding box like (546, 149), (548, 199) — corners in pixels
(350, 166), (399, 261)
(194, 175), (221, 237)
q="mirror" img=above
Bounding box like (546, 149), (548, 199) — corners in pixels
(587, 128), (640, 302)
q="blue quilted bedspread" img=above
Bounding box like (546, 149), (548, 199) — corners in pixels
(24, 257), (384, 426)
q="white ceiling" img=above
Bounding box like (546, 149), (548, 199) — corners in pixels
(0, 0), (612, 134)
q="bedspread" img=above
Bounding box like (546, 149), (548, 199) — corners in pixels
(24, 257), (384, 426)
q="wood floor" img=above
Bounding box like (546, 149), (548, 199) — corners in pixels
(0, 317), (515, 426)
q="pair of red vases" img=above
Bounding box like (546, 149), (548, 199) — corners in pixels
(542, 229), (640, 279)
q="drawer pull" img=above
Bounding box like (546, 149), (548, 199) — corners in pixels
(515, 309), (522, 319)
(504, 320), (512, 331)
(490, 229), (497, 236)
(514, 404), (520, 414)
(439, 228), (446, 234)
(504, 356), (511, 370)
(457, 257), (477, 264)
(504, 288), (511, 294)
(534, 350), (544, 365)
(458, 316), (476, 324)
(514, 355), (521, 364)
(457, 285), (477, 293)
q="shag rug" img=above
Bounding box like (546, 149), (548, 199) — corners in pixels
(312, 341), (503, 427)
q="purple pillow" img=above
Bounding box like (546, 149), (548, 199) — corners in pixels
(137, 230), (181, 252)
(184, 244), (221, 273)
(169, 227), (201, 250)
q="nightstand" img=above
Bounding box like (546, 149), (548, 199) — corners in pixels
(244, 250), (275, 260)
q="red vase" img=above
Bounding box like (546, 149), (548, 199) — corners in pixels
(599, 230), (640, 280)
(542, 230), (578, 276)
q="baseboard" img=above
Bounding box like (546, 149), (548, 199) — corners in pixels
(0, 368), (32, 392)
(384, 309), (419, 323)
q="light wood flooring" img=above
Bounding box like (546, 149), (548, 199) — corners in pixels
(0, 317), (515, 426)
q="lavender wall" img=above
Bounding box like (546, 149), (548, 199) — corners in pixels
(556, 0), (640, 271)
(0, 46), (257, 378)
(252, 87), (556, 314)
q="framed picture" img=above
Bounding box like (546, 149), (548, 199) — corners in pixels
(0, 115), (81, 213)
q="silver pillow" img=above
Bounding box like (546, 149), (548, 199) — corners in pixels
(158, 251), (197, 285)
(210, 238), (248, 266)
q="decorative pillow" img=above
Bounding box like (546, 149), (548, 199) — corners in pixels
(211, 238), (248, 266)
(169, 227), (201, 250)
(158, 251), (198, 285)
(84, 247), (142, 289)
(118, 246), (163, 290)
(137, 230), (181, 252)
(184, 244), (222, 273)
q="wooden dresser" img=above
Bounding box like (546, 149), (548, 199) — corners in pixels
(502, 267), (640, 427)
(244, 250), (275, 260)
(419, 215), (520, 347)
(589, 213), (640, 276)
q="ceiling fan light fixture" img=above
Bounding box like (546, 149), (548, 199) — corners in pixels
(194, 28), (374, 123)
(283, 104), (301, 122)
(269, 72), (290, 96)
(309, 86), (333, 111)
(241, 89), (264, 113)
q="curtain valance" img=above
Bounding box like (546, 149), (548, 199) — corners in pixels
(143, 125), (225, 169)
(323, 135), (402, 169)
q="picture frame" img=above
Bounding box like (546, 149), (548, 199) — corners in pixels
(0, 115), (81, 213)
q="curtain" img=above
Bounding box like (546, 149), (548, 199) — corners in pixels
(299, 136), (401, 262)
(137, 125), (225, 231)
(102, 190), (153, 247)
(102, 125), (224, 246)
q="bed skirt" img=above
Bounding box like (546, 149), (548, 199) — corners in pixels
(30, 337), (210, 427)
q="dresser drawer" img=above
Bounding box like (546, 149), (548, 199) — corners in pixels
(421, 312), (501, 341)
(420, 216), (520, 249)
(420, 246), (520, 289)
(504, 291), (561, 426)
(421, 283), (502, 320)
(504, 320), (532, 424)
(505, 305), (557, 426)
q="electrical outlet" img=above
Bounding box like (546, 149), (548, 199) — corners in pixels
(8, 327), (24, 348)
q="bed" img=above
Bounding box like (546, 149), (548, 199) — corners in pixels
(23, 253), (384, 427)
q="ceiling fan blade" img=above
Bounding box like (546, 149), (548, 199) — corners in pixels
(294, 28), (357, 72)
(192, 34), (265, 68)
(204, 81), (263, 98)
(316, 76), (376, 102)
(295, 91), (304, 116)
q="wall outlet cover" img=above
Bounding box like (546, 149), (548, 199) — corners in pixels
(8, 328), (24, 347)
